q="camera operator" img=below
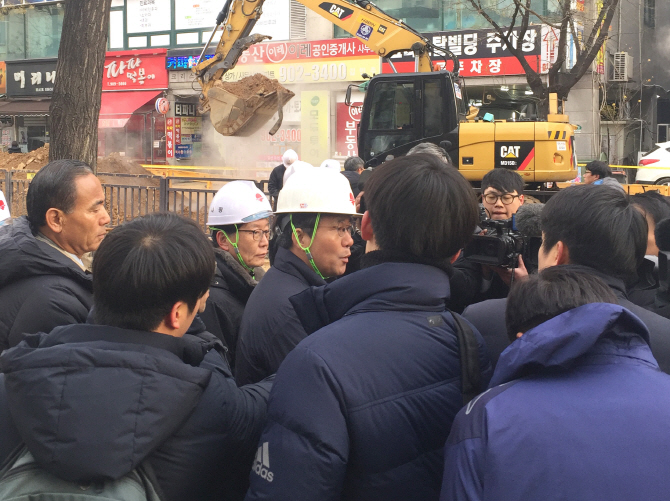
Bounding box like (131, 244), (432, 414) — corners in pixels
(629, 191), (670, 310)
(448, 169), (529, 312)
(462, 184), (670, 373)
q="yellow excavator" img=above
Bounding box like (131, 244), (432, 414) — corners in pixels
(192, 0), (578, 184)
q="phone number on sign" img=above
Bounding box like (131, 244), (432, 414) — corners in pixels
(278, 62), (377, 83)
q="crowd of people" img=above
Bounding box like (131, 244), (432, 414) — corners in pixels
(0, 150), (670, 500)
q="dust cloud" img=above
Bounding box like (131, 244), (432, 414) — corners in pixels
(199, 83), (315, 179)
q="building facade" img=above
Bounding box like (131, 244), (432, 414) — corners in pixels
(0, 0), (663, 170)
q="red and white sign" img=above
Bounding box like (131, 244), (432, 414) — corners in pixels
(166, 117), (174, 158)
(237, 39), (375, 65)
(0, 190), (9, 222)
(174, 118), (181, 146)
(104, 49), (168, 90)
(336, 102), (362, 158)
(155, 97), (170, 114)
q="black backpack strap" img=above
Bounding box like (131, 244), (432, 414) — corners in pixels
(449, 310), (482, 405)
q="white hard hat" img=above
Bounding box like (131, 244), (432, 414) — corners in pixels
(0, 191), (9, 222)
(282, 149), (299, 168)
(276, 167), (358, 215)
(283, 160), (313, 186)
(207, 180), (272, 226)
(320, 159), (341, 172)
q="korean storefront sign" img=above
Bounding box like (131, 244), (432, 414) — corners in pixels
(167, 39), (380, 84)
(336, 102), (361, 158)
(381, 25), (543, 77)
(127, 0), (171, 33)
(301, 91), (330, 166)
(104, 49), (168, 90)
(174, 102), (197, 117)
(166, 117), (174, 158)
(6, 59), (57, 97)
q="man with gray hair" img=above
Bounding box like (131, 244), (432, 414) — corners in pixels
(407, 142), (451, 164)
(0, 159), (110, 350)
(342, 156), (364, 196)
(268, 149), (298, 200)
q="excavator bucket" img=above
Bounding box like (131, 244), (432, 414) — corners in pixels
(207, 74), (295, 137)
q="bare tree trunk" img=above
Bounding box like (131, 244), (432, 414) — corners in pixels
(49, 0), (111, 173)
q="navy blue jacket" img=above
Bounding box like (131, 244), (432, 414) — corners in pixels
(0, 323), (272, 501)
(245, 259), (491, 501)
(441, 303), (670, 501)
(0, 217), (93, 350)
(235, 246), (325, 385)
(463, 266), (670, 373)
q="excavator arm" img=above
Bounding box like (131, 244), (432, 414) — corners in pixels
(193, 0), (458, 136)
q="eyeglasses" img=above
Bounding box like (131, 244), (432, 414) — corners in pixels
(330, 225), (355, 238)
(238, 229), (270, 241)
(483, 193), (520, 205)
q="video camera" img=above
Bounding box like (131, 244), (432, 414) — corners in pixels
(463, 205), (543, 271)
(463, 217), (525, 268)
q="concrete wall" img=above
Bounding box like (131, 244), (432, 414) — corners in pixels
(566, 74), (601, 161)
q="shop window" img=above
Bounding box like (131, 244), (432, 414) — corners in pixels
(336, 0), (557, 37)
(644, 0), (655, 28)
(0, 4), (64, 61)
(109, 10), (124, 49)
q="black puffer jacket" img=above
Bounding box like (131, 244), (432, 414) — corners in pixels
(0, 323), (273, 501)
(0, 217), (92, 351)
(235, 246), (326, 385)
(200, 249), (265, 371)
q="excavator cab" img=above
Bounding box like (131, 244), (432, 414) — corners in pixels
(358, 71), (465, 166)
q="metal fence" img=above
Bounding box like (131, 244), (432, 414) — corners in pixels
(1, 170), (270, 233)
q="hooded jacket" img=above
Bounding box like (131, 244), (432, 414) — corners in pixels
(200, 248), (265, 370)
(235, 246), (326, 385)
(0, 217), (92, 350)
(245, 254), (492, 501)
(440, 303), (670, 501)
(0, 323), (273, 501)
(462, 265), (670, 373)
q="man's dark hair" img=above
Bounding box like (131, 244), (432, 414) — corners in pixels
(365, 153), (478, 259)
(632, 191), (670, 225)
(541, 185), (647, 281)
(506, 265), (618, 340)
(93, 213), (215, 332)
(344, 156), (364, 172)
(481, 168), (524, 195)
(26, 159), (93, 232)
(585, 160), (612, 179)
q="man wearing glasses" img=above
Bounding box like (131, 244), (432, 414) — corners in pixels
(203, 181), (273, 371)
(235, 168), (359, 385)
(449, 169), (528, 312)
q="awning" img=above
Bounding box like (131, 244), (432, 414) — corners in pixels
(99, 90), (162, 129)
(0, 100), (51, 117)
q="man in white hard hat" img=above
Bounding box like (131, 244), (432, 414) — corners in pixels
(202, 181), (273, 370)
(235, 168), (359, 385)
(268, 149), (298, 200)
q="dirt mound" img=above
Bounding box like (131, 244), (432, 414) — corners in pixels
(214, 73), (287, 98)
(0, 145), (50, 171)
(97, 152), (153, 176)
(98, 153), (159, 188)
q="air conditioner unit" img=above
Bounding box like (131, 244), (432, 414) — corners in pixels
(612, 52), (633, 82)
